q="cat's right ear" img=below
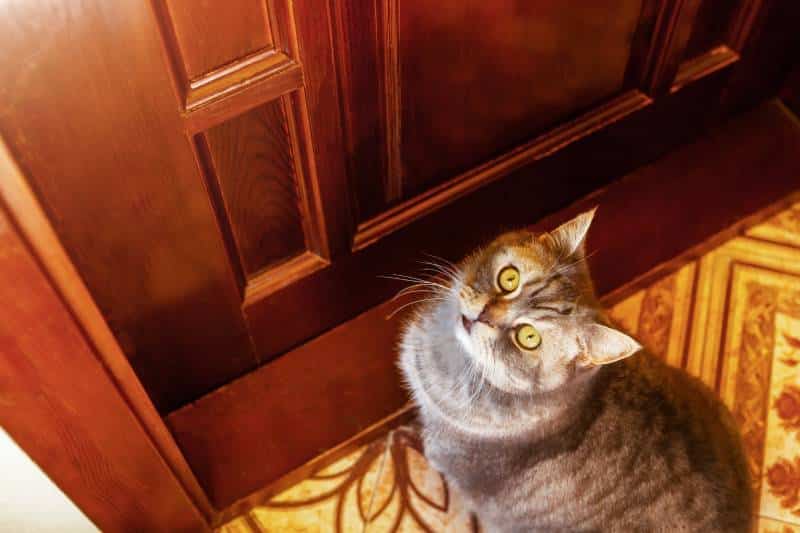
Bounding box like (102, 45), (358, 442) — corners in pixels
(539, 207), (597, 258)
(582, 323), (641, 366)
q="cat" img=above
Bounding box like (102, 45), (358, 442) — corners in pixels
(398, 208), (751, 532)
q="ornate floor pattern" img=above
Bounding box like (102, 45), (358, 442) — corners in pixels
(219, 201), (800, 532)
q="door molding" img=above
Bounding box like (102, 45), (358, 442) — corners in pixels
(0, 136), (213, 531)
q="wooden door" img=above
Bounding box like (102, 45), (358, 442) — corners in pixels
(0, 0), (796, 420)
(0, 0), (350, 413)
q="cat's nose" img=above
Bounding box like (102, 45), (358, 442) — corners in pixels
(477, 305), (498, 327)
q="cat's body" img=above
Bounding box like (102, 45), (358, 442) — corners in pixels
(398, 210), (751, 532)
(402, 318), (751, 532)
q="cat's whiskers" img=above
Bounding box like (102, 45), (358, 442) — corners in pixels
(452, 366), (471, 396)
(417, 267), (457, 287)
(392, 289), (443, 302)
(421, 252), (460, 275)
(548, 249), (598, 277)
(392, 283), (441, 300)
(386, 296), (447, 319)
(382, 261), (462, 318)
(380, 273), (451, 293)
(464, 344), (490, 407)
(386, 256), (470, 396)
(468, 366), (487, 406)
(416, 259), (461, 282)
(452, 357), (482, 402)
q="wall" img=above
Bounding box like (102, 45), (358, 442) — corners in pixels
(0, 429), (97, 533)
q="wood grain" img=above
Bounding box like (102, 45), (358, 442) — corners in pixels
(353, 90), (652, 251)
(727, 0), (765, 53)
(0, 0), (257, 412)
(185, 51), (297, 112)
(183, 59), (303, 132)
(622, 0), (666, 88)
(153, 0), (302, 117)
(329, 0), (388, 222)
(168, 99), (800, 510)
(169, 291), (410, 509)
(671, 45), (739, 93)
(780, 65), (800, 118)
(243, 252), (328, 308)
(291, 0), (353, 258)
(213, 407), (415, 526)
(164, 0), (273, 79)
(721, 0), (800, 115)
(640, 0), (703, 95)
(380, 0), (403, 203)
(204, 99), (306, 276)
(336, 0), (647, 221)
(682, 0), (743, 60)
(0, 131), (215, 523)
(237, 65), (734, 366)
(0, 137), (211, 532)
(397, 0), (643, 197)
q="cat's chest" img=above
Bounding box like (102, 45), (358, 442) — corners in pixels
(422, 429), (589, 498)
(423, 429), (631, 532)
(422, 408), (632, 508)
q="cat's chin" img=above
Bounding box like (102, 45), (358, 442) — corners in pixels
(453, 317), (494, 357)
(453, 321), (532, 394)
(454, 318), (475, 354)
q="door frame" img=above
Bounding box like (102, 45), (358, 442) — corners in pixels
(0, 136), (213, 531)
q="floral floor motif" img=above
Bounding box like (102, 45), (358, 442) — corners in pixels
(219, 201), (800, 532)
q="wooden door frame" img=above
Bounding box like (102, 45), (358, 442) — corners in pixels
(0, 137), (212, 531)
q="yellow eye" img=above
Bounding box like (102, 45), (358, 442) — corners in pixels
(515, 324), (541, 350)
(497, 266), (520, 293)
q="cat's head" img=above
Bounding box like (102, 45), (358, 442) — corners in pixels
(451, 208), (641, 394)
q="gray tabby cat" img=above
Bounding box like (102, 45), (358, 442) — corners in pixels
(399, 208), (751, 532)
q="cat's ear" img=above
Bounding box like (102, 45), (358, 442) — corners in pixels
(583, 323), (641, 366)
(541, 207), (597, 257)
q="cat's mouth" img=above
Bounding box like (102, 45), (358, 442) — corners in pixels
(461, 314), (501, 335)
(461, 315), (475, 334)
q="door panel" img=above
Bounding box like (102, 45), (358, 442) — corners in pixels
(341, 0), (650, 221)
(156, 0), (338, 373)
(164, 0), (275, 79)
(203, 99), (307, 277)
(0, 0), (256, 412)
(683, 0), (744, 61)
(1, 0), (795, 421)
(397, 0), (643, 196)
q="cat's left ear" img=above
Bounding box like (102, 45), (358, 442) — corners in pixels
(583, 323), (641, 366)
(541, 207), (597, 258)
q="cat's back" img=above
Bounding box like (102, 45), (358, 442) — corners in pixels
(563, 353), (752, 531)
(460, 354), (753, 532)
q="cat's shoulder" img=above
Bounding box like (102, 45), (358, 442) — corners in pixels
(605, 350), (726, 416)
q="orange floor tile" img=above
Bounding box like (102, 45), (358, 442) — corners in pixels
(219, 201), (800, 532)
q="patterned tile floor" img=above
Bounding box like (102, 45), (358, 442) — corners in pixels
(220, 201), (800, 532)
